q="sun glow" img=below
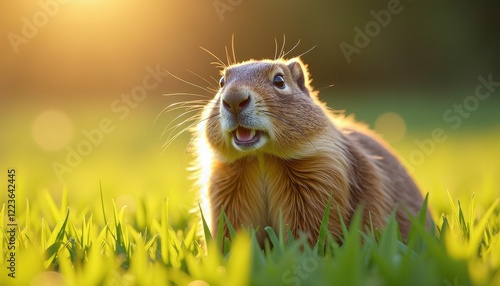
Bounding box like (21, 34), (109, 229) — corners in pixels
(32, 109), (73, 152)
(195, 133), (215, 230)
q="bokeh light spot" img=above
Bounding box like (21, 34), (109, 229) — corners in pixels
(32, 110), (73, 151)
(374, 112), (407, 143)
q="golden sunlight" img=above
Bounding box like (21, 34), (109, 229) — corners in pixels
(32, 109), (74, 152)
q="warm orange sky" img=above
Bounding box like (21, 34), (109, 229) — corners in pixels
(0, 1), (223, 103)
(2, 1), (499, 106)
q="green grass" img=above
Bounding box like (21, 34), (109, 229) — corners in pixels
(0, 184), (500, 285)
(1, 178), (500, 285)
(1, 102), (499, 285)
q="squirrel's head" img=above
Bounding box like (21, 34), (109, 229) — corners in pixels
(199, 58), (331, 162)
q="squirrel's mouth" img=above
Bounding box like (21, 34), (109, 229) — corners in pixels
(231, 126), (264, 148)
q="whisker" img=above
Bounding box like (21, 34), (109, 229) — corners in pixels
(186, 69), (219, 92)
(231, 34), (237, 64)
(295, 45), (317, 59)
(160, 103), (219, 140)
(161, 104), (207, 119)
(209, 75), (219, 85)
(282, 39), (301, 58)
(161, 114), (203, 146)
(155, 99), (213, 124)
(210, 62), (226, 69)
(273, 37), (278, 60)
(156, 99), (210, 118)
(169, 101), (214, 109)
(164, 70), (213, 94)
(176, 114), (219, 164)
(156, 105), (195, 125)
(225, 46), (232, 66)
(318, 84), (335, 90)
(279, 34), (286, 59)
(164, 99), (212, 108)
(158, 101), (218, 130)
(161, 113), (219, 155)
(183, 114), (219, 157)
(161, 112), (202, 138)
(199, 46), (227, 69)
(162, 92), (212, 99)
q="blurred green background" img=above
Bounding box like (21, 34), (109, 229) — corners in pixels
(1, 1), (499, 222)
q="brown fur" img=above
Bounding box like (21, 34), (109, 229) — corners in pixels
(192, 58), (428, 245)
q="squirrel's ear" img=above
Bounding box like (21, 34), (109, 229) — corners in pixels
(286, 58), (311, 93)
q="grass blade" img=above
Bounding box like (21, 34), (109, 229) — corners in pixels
(316, 193), (332, 255)
(199, 203), (213, 247)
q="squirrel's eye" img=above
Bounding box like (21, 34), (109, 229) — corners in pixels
(219, 76), (225, 88)
(273, 74), (285, 89)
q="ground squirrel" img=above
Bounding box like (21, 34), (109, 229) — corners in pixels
(192, 57), (428, 245)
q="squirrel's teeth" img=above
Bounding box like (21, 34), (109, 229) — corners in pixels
(235, 127), (255, 142)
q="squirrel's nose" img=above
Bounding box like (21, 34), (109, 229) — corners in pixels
(222, 92), (251, 115)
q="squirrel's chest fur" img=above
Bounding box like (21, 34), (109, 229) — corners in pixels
(206, 137), (386, 243)
(209, 155), (341, 220)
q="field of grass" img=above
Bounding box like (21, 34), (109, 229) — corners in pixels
(2, 139), (499, 286)
(1, 95), (499, 285)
